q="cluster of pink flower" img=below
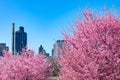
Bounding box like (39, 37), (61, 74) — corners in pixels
(0, 9), (119, 80)
(0, 50), (52, 80)
(59, 11), (120, 80)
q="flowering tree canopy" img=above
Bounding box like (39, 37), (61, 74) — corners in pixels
(0, 50), (52, 80)
(59, 10), (120, 80)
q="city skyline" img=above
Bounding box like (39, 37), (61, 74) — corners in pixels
(0, 0), (120, 55)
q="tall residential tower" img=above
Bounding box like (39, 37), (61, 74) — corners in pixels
(15, 26), (27, 54)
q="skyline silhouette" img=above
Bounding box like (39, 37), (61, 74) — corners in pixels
(0, 0), (120, 55)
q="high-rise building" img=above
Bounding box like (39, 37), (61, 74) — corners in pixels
(39, 45), (44, 54)
(38, 45), (49, 57)
(52, 40), (65, 58)
(15, 26), (27, 54)
(0, 43), (9, 56)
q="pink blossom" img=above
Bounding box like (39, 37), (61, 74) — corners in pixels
(59, 10), (120, 80)
(0, 50), (52, 80)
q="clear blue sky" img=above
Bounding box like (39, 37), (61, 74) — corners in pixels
(0, 0), (120, 55)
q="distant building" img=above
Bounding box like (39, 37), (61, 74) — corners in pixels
(15, 27), (27, 54)
(0, 43), (9, 56)
(39, 45), (44, 54)
(52, 40), (65, 58)
(38, 45), (49, 57)
(45, 53), (49, 57)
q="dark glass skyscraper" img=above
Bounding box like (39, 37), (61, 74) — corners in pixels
(15, 27), (27, 54)
(38, 45), (49, 57)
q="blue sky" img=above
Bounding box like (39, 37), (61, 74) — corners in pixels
(0, 0), (120, 55)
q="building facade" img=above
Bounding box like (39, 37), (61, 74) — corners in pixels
(0, 43), (9, 56)
(15, 27), (27, 54)
(52, 40), (65, 58)
(38, 45), (49, 57)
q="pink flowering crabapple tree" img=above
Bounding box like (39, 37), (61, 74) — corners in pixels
(0, 49), (52, 80)
(59, 10), (120, 80)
